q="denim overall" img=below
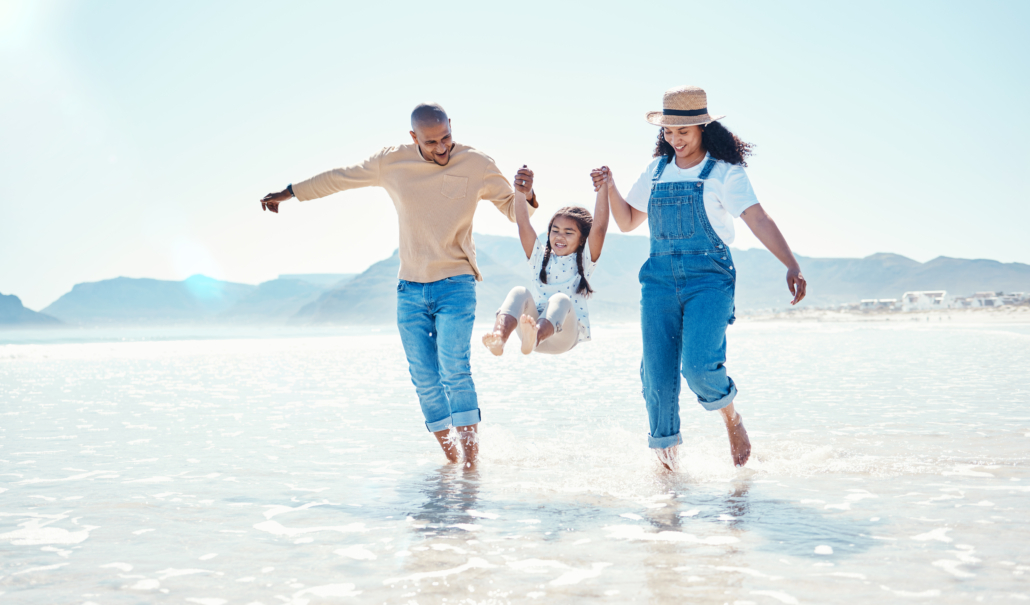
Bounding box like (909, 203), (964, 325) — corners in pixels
(639, 156), (738, 449)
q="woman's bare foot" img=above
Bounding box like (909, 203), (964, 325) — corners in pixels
(655, 445), (678, 471)
(518, 314), (538, 355)
(482, 331), (505, 356)
(457, 425), (479, 471)
(433, 428), (461, 464)
(725, 413), (751, 467)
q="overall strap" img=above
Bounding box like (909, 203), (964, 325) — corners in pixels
(651, 155), (670, 185)
(697, 158), (717, 180)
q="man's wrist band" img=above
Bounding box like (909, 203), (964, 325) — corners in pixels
(287, 183), (295, 197)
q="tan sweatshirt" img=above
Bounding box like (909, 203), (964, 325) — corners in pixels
(293, 143), (536, 283)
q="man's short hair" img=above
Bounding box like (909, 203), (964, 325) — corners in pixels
(411, 103), (448, 131)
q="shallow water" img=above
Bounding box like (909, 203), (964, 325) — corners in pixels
(2, 321), (1029, 604)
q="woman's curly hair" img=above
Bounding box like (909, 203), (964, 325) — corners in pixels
(653, 121), (754, 166)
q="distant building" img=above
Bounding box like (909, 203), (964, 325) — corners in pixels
(860, 299), (898, 312)
(972, 291), (1005, 307)
(901, 290), (948, 311)
(853, 291), (1026, 313)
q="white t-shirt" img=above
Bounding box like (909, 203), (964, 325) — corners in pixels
(527, 233), (596, 343)
(624, 153), (759, 245)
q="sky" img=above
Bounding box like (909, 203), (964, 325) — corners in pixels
(1, 0), (1028, 310)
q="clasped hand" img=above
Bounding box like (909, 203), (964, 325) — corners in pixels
(590, 166), (611, 192)
(513, 166), (535, 199)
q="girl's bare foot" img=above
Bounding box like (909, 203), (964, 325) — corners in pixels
(518, 314), (538, 355)
(726, 413), (751, 467)
(655, 445), (678, 471)
(483, 314), (517, 356)
(482, 331), (505, 356)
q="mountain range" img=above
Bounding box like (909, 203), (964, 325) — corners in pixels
(0, 293), (61, 325)
(28, 273), (355, 326)
(3, 233), (1029, 327)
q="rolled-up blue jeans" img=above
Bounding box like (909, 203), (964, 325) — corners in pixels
(640, 253), (737, 449)
(397, 274), (480, 432)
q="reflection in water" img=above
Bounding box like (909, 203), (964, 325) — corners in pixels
(645, 477), (754, 532)
(387, 467), (486, 599)
(409, 465), (481, 536)
(648, 476), (876, 554)
(639, 479), (753, 603)
(634, 478), (878, 602)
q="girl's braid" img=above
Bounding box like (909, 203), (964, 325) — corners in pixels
(539, 239), (553, 285)
(574, 245), (592, 296)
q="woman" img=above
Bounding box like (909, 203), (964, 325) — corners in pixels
(592, 85), (806, 470)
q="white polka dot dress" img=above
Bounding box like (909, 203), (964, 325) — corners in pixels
(527, 233), (597, 343)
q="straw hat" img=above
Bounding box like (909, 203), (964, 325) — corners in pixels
(646, 85), (726, 127)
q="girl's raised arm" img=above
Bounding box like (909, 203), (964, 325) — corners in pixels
(513, 190), (536, 259)
(590, 167), (647, 232)
(589, 169), (611, 262)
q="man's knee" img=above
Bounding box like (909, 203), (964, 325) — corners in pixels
(439, 360), (473, 384)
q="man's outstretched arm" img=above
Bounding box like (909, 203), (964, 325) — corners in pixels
(259, 149), (385, 213)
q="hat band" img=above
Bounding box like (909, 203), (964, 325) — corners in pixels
(663, 108), (708, 117)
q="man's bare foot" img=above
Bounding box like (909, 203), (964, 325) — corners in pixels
(726, 413), (751, 467)
(433, 427), (461, 464)
(482, 331), (505, 356)
(457, 424), (479, 471)
(518, 314), (538, 355)
(655, 445), (678, 471)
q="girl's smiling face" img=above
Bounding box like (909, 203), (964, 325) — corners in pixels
(549, 216), (583, 256)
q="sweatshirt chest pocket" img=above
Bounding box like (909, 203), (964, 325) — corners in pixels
(441, 175), (468, 200)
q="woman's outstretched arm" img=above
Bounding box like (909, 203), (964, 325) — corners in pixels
(740, 203), (807, 305)
(588, 173), (611, 262)
(591, 167), (647, 232)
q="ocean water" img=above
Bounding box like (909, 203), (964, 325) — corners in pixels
(1, 320), (1028, 604)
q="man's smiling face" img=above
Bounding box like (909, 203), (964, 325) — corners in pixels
(410, 120), (453, 166)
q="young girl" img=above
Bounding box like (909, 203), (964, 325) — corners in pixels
(482, 170), (610, 356)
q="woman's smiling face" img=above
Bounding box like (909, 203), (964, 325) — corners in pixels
(549, 216), (582, 256)
(663, 125), (704, 159)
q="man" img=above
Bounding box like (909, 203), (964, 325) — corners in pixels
(260, 103), (537, 469)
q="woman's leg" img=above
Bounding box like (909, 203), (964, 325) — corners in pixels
(679, 285), (750, 467)
(534, 294), (579, 354)
(639, 257), (685, 466)
(482, 286), (535, 356)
